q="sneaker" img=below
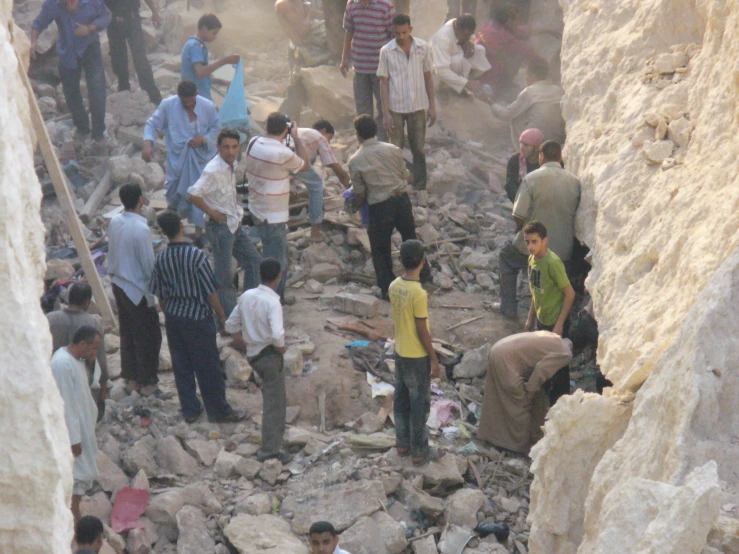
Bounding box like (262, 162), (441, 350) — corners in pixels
(210, 410), (249, 423)
(256, 450), (293, 464)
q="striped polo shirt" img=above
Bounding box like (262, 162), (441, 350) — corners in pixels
(245, 137), (304, 224)
(149, 243), (218, 320)
(343, 0), (395, 74)
(377, 37), (433, 114)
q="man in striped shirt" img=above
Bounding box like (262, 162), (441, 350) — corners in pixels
(340, 0), (396, 141)
(378, 14), (436, 199)
(245, 113), (310, 302)
(150, 210), (248, 424)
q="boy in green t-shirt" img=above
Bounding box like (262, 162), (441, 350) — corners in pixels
(388, 240), (440, 466)
(523, 221), (575, 337)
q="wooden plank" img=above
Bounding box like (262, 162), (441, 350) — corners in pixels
(79, 170), (111, 223)
(19, 65), (116, 329)
(446, 315), (484, 332)
(318, 391), (327, 434)
(377, 392), (394, 423)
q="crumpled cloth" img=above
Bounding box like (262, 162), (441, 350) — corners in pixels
(348, 341), (394, 385)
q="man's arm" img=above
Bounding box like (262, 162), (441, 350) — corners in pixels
(423, 70), (436, 126)
(511, 179), (532, 231)
(31, 2), (55, 56)
(51, 365), (83, 450)
(193, 56), (240, 79)
(553, 284), (575, 337)
(490, 89), (533, 121)
(143, 102), (167, 162)
(415, 319), (440, 378)
(89, 0), (112, 32)
(268, 302), (287, 355)
(379, 75), (394, 132)
(135, 228), (156, 281)
(189, 186), (228, 225)
(430, 38), (468, 93)
(142, 0), (161, 28)
(524, 299), (536, 332)
(207, 291), (227, 330)
(328, 163), (351, 187)
(290, 126), (311, 172)
(349, 159), (367, 210)
(340, 8), (354, 77)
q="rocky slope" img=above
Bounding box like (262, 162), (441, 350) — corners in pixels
(528, 1), (739, 552)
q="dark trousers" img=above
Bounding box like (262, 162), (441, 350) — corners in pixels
(165, 315), (232, 420)
(498, 242), (529, 317)
(250, 348), (286, 456)
(353, 72), (387, 141)
(113, 284), (161, 387)
(388, 110), (427, 190)
(368, 193), (418, 296)
(59, 41), (106, 138)
(107, 11), (162, 105)
(536, 318), (571, 405)
(394, 355), (431, 458)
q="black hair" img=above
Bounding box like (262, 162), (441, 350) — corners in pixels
(218, 128), (240, 145)
(177, 80), (197, 98)
(528, 57), (550, 81)
(260, 258), (282, 283)
(266, 112), (290, 135)
(197, 13), (222, 31)
(71, 325), (101, 345)
(119, 182), (143, 210)
(309, 521), (337, 537)
(523, 220), (548, 239)
(541, 140), (563, 162)
(157, 210), (182, 239)
(492, 4), (518, 25)
(75, 516), (104, 545)
(400, 239), (425, 270)
(67, 282), (92, 306)
(353, 114), (377, 141)
(392, 13), (411, 26)
(455, 14), (476, 32)
(312, 120), (335, 135)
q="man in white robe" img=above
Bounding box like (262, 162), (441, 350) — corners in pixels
(430, 14), (491, 96)
(50, 325), (102, 523)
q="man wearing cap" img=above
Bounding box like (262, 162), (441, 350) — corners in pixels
(505, 128), (542, 203)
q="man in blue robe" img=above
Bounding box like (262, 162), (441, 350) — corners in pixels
(143, 80), (221, 243)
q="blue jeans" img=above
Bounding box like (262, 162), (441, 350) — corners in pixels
(249, 221), (288, 302)
(165, 315), (232, 420)
(206, 222), (261, 317)
(59, 41), (107, 138)
(394, 355), (431, 458)
(293, 166), (324, 225)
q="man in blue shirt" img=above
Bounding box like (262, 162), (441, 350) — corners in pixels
(181, 13), (240, 100)
(32, 0), (112, 141)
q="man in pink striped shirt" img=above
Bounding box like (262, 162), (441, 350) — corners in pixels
(340, 0), (396, 141)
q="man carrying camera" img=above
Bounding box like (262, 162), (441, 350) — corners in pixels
(244, 112), (310, 303)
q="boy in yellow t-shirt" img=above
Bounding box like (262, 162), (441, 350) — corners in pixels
(389, 240), (440, 466)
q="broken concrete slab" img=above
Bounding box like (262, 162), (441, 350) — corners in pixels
(154, 436), (199, 476)
(96, 450), (129, 494)
(183, 439), (220, 467)
(341, 511), (408, 554)
(145, 483), (222, 526)
(398, 480), (444, 517)
(386, 450), (465, 490)
(332, 292), (380, 318)
(453, 343), (492, 379)
(176, 506), (215, 554)
(281, 479), (387, 533)
(309, 262), (342, 283)
(121, 435), (158, 477)
(283, 346), (304, 377)
(224, 514), (308, 554)
(445, 488), (486, 530)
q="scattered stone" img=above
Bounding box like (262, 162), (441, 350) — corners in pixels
(301, 242), (342, 267)
(80, 491), (113, 524)
(96, 451), (129, 494)
(446, 488), (486, 530)
(224, 514), (308, 554)
(332, 292), (380, 318)
(434, 273), (454, 290)
(131, 469), (149, 490)
(356, 411), (385, 434)
(121, 435), (158, 477)
(109, 155), (132, 184)
(310, 262), (342, 283)
(145, 484), (222, 526)
(454, 343), (492, 379)
(300, 65), (355, 121)
(155, 436), (199, 476)
(235, 493), (272, 516)
(235, 457), (263, 480)
(286, 406), (301, 424)
(45, 259), (75, 281)
(644, 140), (675, 164)
(176, 506), (215, 554)
(107, 89), (153, 126)
(260, 459), (283, 486)
(460, 252), (494, 271)
(184, 439), (221, 467)
(398, 480), (444, 517)
(653, 51), (689, 74)
(341, 511), (408, 554)
(284, 426), (311, 446)
(412, 536), (438, 554)
(667, 116), (693, 147)
(283, 346), (304, 377)
(125, 528), (149, 554)
(214, 449), (243, 478)
(304, 279), (325, 294)
(493, 494), (522, 514)
(223, 350), (253, 384)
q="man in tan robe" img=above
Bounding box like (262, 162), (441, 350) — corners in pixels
(477, 331), (572, 454)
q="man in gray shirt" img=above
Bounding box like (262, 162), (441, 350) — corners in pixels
(497, 140), (580, 319)
(108, 183), (162, 397)
(47, 282), (108, 414)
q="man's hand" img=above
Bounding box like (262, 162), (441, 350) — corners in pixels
(151, 10), (161, 28)
(74, 23), (92, 37)
(524, 318), (535, 332)
(230, 333), (247, 351)
(340, 59), (350, 78)
(462, 41), (475, 58)
(188, 136), (206, 148)
(427, 105), (437, 127)
(552, 322), (564, 336)
(224, 54), (241, 65)
(218, 314), (227, 332)
(383, 112), (394, 132)
(430, 359), (441, 379)
(71, 443), (82, 457)
(142, 143), (155, 162)
(30, 40), (39, 59)
(209, 210), (227, 225)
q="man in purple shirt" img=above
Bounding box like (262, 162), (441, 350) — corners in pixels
(32, 0), (112, 141)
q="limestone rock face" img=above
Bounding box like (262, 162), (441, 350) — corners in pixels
(528, 0), (739, 552)
(0, 8), (75, 553)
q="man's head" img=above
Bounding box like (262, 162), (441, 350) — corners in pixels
(177, 80), (198, 111)
(157, 210), (183, 240)
(392, 14), (412, 45)
(309, 521), (339, 554)
(492, 4), (519, 30)
(260, 258), (282, 289)
(519, 128), (544, 162)
(75, 515), (104, 552)
(353, 114), (377, 142)
(539, 140), (563, 164)
(313, 120), (335, 141)
(70, 325), (102, 362)
(67, 282), (93, 311)
(217, 129), (241, 165)
(197, 13), (222, 42)
(453, 14), (477, 43)
(527, 57), (549, 85)
(400, 239), (425, 272)
(523, 221), (548, 257)
(119, 182), (143, 212)
(266, 112), (291, 140)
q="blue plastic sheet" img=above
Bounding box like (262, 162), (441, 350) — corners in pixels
(218, 60), (250, 135)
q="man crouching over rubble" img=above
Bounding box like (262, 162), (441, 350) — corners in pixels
(477, 332), (572, 455)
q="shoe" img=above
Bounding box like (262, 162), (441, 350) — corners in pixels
(412, 447), (442, 467)
(256, 450), (293, 464)
(140, 385), (174, 399)
(209, 410), (249, 423)
(184, 410), (203, 424)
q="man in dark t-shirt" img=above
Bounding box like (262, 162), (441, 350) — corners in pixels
(505, 127), (542, 202)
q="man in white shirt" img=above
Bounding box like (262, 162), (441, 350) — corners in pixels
(108, 183), (162, 397)
(188, 129), (263, 316)
(50, 325), (102, 523)
(309, 521), (352, 554)
(291, 120), (351, 242)
(245, 112), (310, 302)
(378, 14), (436, 198)
(430, 14), (490, 96)
(225, 258), (289, 462)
